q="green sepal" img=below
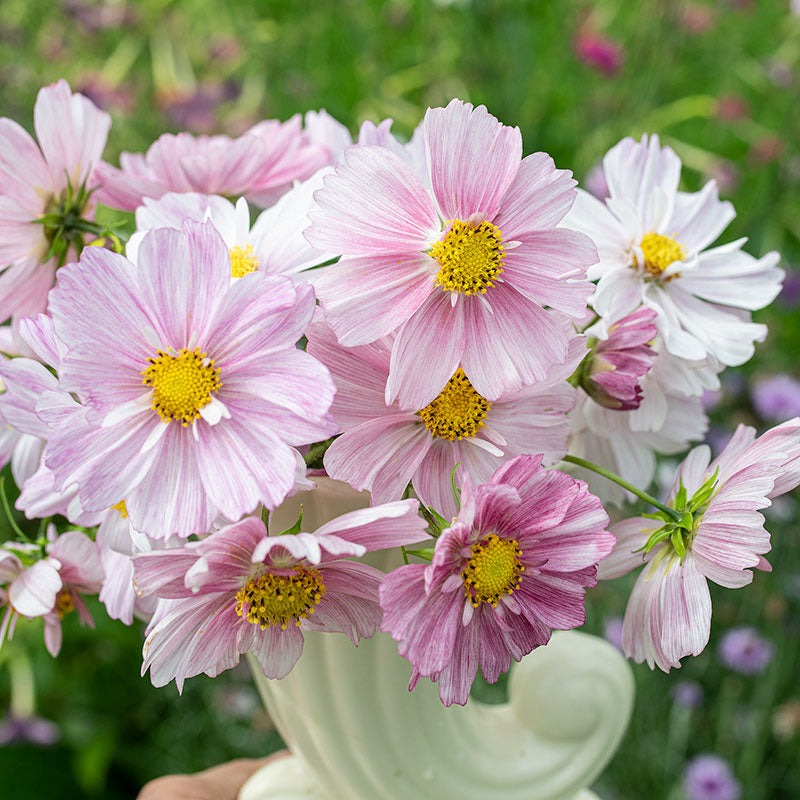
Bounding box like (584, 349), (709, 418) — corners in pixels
(407, 547), (435, 562)
(674, 482), (688, 511)
(689, 468), (719, 513)
(671, 530), (687, 562)
(260, 506), (270, 529)
(638, 524), (673, 553)
(450, 462), (462, 510)
(277, 505), (303, 536)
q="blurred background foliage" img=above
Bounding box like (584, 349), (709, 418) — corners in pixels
(0, 0), (799, 797)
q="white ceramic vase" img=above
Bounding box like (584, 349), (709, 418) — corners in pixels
(238, 478), (635, 800)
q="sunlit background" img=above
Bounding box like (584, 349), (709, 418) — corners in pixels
(1, 0), (799, 797)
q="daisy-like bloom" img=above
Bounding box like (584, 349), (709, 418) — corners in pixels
(683, 755), (741, 800)
(94, 115), (326, 212)
(598, 418), (800, 671)
(133, 500), (429, 689)
(379, 454), (615, 706)
(307, 317), (586, 519)
(579, 306), (657, 410)
(0, 80), (111, 323)
(36, 220), (336, 538)
(306, 98), (596, 408)
(566, 134), (783, 367)
(0, 530), (103, 656)
(125, 181), (335, 282)
(567, 384), (708, 506)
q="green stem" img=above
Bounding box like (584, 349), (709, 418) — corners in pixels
(303, 438), (334, 468)
(0, 477), (31, 542)
(9, 651), (35, 718)
(562, 455), (682, 523)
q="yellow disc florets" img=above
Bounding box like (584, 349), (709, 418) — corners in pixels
(462, 534), (524, 607)
(141, 347), (221, 426)
(229, 244), (259, 277)
(639, 232), (686, 278)
(430, 219), (505, 295)
(417, 368), (492, 441)
(56, 589), (75, 618)
(234, 567), (326, 630)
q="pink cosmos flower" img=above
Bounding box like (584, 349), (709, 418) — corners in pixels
(133, 501), (429, 689)
(379, 454), (615, 706)
(0, 530), (103, 656)
(94, 115), (326, 211)
(598, 418), (800, 671)
(0, 80), (111, 322)
(566, 134), (783, 368)
(307, 316), (586, 519)
(580, 306), (657, 410)
(306, 98), (596, 408)
(35, 220), (336, 538)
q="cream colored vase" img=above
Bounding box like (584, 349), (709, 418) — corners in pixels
(239, 478), (634, 800)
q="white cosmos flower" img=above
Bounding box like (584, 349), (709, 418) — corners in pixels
(567, 134), (783, 367)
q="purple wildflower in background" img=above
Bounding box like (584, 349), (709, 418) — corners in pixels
(671, 680), (704, 709)
(751, 374), (800, 422)
(0, 713), (59, 746)
(779, 270), (800, 307)
(718, 627), (773, 675)
(684, 755), (741, 800)
(573, 31), (624, 76)
(603, 616), (624, 651)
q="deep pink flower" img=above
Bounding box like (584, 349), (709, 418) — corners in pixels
(573, 31), (624, 76)
(134, 501), (429, 689)
(306, 98), (596, 408)
(581, 306), (657, 410)
(94, 116), (327, 211)
(36, 220), (336, 538)
(379, 454), (614, 706)
(307, 316), (586, 519)
(599, 418), (800, 671)
(0, 80), (111, 322)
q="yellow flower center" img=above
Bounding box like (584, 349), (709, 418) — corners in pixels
(234, 567), (326, 630)
(639, 232), (686, 277)
(229, 244), (259, 277)
(141, 347), (221, 426)
(462, 534), (524, 608)
(112, 499), (128, 519)
(56, 589), (75, 619)
(430, 219), (505, 295)
(417, 368), (492, 441)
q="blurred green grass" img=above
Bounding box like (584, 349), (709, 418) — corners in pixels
(0, 0), (799, 797)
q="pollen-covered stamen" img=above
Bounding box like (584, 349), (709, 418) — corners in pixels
(111, 499), (128, 519)
(141, 347), (221, 426)
(56, 589), (75, 619)
(229, 244), (259, 278)
(417, 368), (492, 441)
(638, 232), (686, 278)
(234, 567), (326, 630)
(462, 533), (524, 608)
(430, 219), (505, 295)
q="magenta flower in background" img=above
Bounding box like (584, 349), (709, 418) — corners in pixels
(779, 269), (800, 307)
(94, 115), (327, 211)
(380, 454), (615, 706)
(718, 627), (773, 675)
(581, 306), (657, 410)
(37, 220), (336, 539)
(307, 316), (586, 519)
(0, 713), (59, 747)
(751, 374), (800, 422)
(0, 80), (110, 322)
(133, 501), (429, 689)
(306, 98), (596, 408)
(599, 418), (800, 671)
(573, 30), (624, 76)
(684, 754), (741, 800)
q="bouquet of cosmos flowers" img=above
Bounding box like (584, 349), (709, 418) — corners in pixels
(0, 81), (797, 708)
